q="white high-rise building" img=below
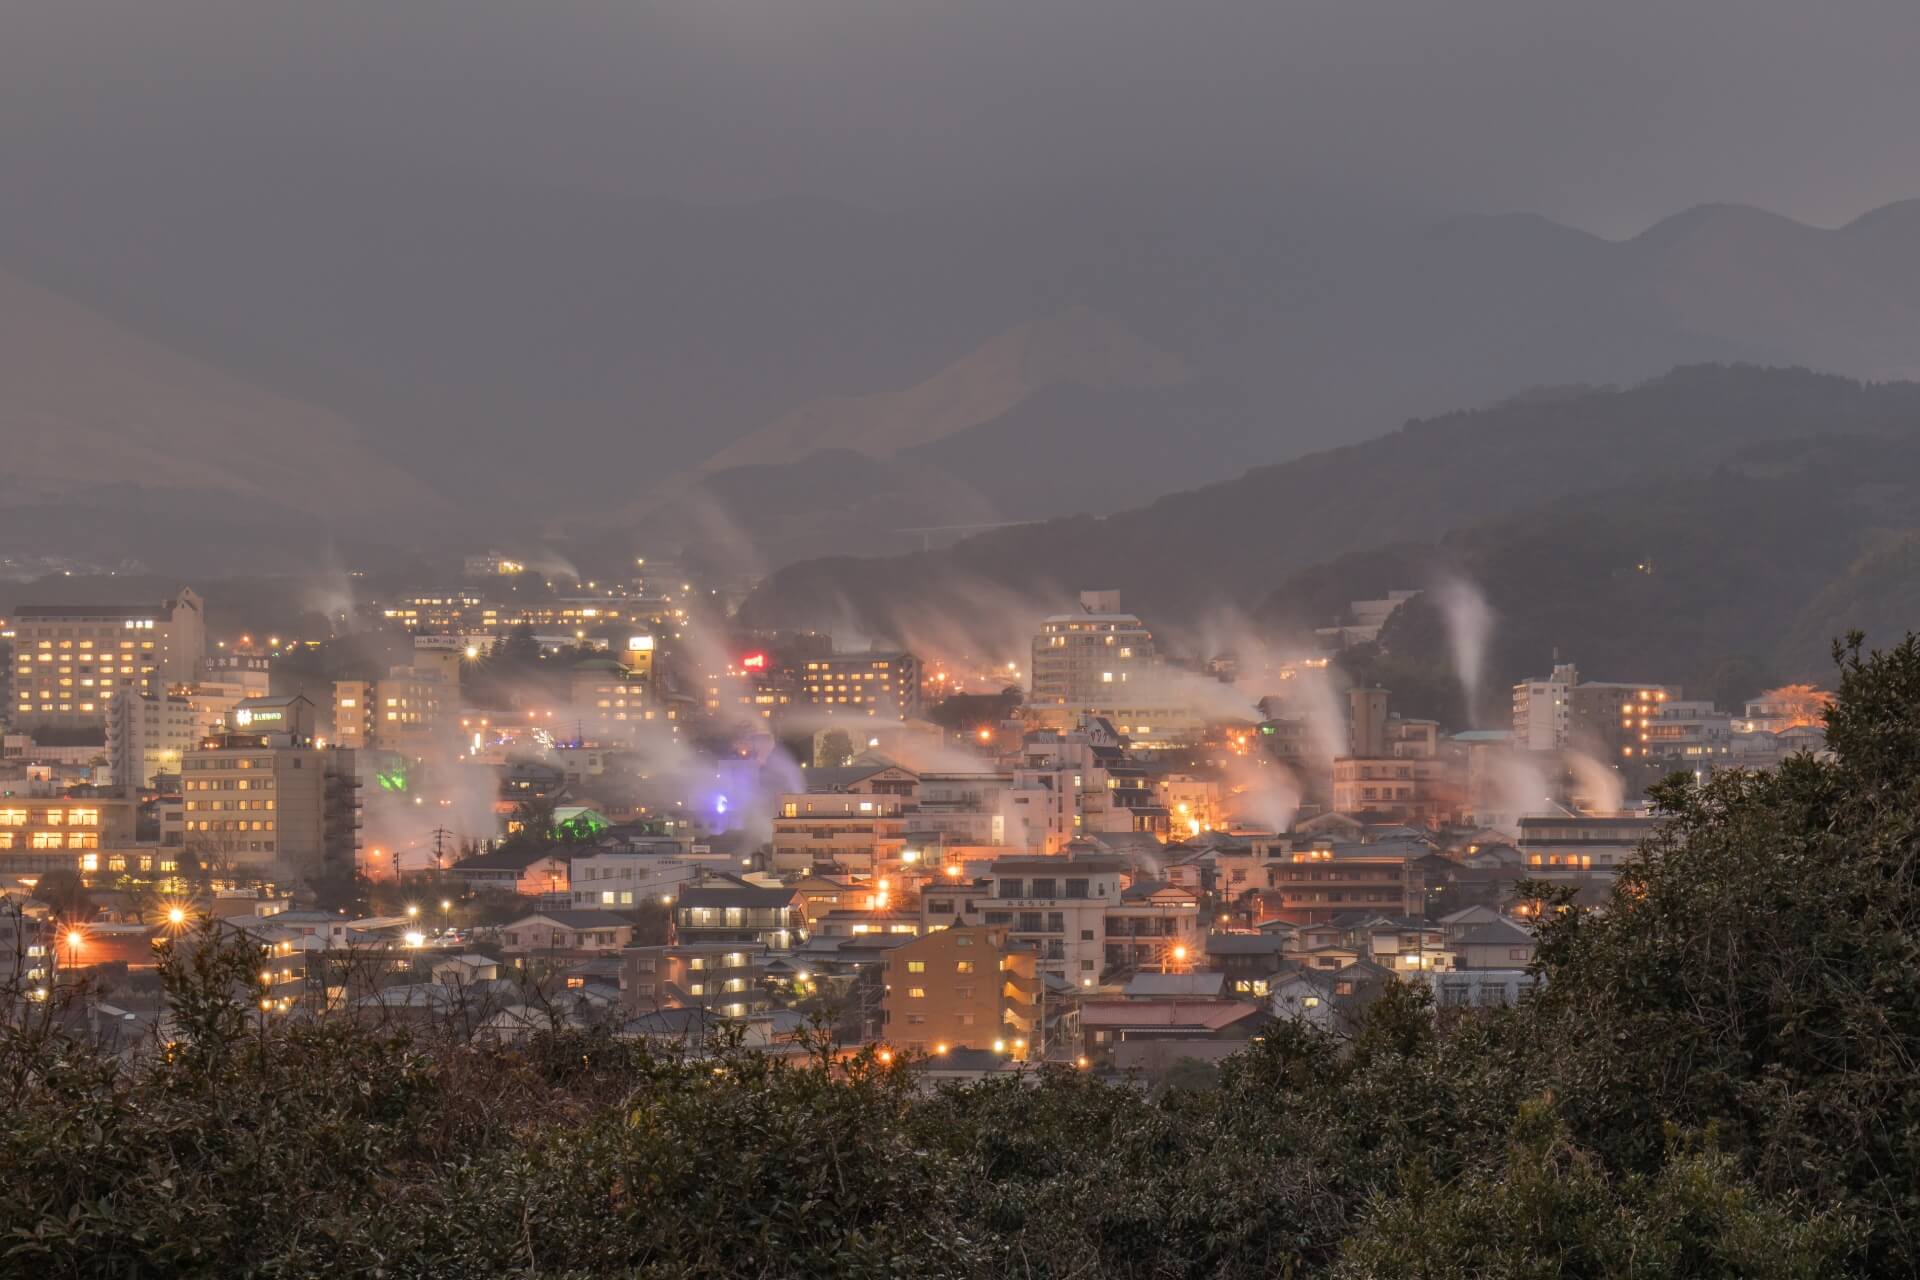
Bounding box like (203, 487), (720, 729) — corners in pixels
(1511, 663), (1578, 752)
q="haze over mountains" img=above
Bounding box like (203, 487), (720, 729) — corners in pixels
(0, 267), (441, 568)
(739, 366), (1920, 696)
(8, 183), (1920, 572)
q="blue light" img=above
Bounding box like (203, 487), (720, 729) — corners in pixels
(714, 794), (730, 816)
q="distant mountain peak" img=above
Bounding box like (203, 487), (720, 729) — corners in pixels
(0, 269), (444, 532)
(1628, 201), (1822, 249)
(700, 306), (1186, 471)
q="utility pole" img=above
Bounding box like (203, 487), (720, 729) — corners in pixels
(430, 826), (452, 872)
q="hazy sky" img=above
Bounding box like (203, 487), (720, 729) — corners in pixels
(5, 0), (1918, 236)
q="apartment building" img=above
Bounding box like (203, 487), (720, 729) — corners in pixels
(106, 691), (206, 790)
(1257, 841), (1434, 925)
(671, 877), (806, 951)
(10, 589), (205, 731)
(332, 669), (449, 754)
(882, 925), (1039, 1059)
(921, 853), (1201, 988)
(180, 696), (358, 879)
(0, 795), (137, 875)
(799, 651), (924, 721)
(1514, 814), (1660, 880)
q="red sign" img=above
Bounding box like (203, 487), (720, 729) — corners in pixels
(741, 652), (768, 671)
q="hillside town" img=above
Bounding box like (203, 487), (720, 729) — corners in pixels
(2, 575), (1833, 1081)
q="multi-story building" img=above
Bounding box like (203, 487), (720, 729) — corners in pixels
(106, 691), (206, 790)
(567, 657), (658, 744)
(670, 877), (806, 952)
(882, 925), (1039, 1059)
(1511, 663), (1578, 752)
(1515, 814), (1661, 880)
(180, 695), (358, 879)
(1330, 756), (1460, 825)
(332, 668), (450, 754)
(667, 941), (774, 1017)
(569, 848), (731, 910)
(702, 652), (797, 723)
(0, 795), (137, 875)
(1258, 841), (1434, 925)
(923, 854), (1139, 988)
(772, 763), (917, 874)
(1512, 662), (1679, 762)
(798, 651), (924, 721)
(1639, 699), (1734, 767)
(1028, 592), (1161, 734)
(200, 652), (271, 695)
(1103, 879), (1204, 975)
(10, 589), (205, 731)
(1575, 682), (1678, 762)
(771, 762), (1068, 875)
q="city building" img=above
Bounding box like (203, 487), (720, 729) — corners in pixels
(882, 924), (1039, 1059)
(1257, 840), (1435, 925)
(106, 691), (205, 790)
(1330, 756), (1459, 825)
(569, 847), (729, 910)
(771, 764), (916, 875)
(1511, 661), (1679, 761)
(1029, 592), (1199, 740)
(799, 651), (925, 721)
(332, 667), (450, 755)
(666, 941), (774, 1017)
(10, 589), (205, 730)
(924, 854), (1140, 988)
(567, 657), (657, 744)
(1639, 699), (1735, 766)
(0, 795), (138, 875)
(1511, 663), (1577, 752)
(1514, 814), (1661, 880)
(671, 877), (806, 951)
(179, 695), (358, 879)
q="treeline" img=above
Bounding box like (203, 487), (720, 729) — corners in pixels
(8, 634), (1920, 1276)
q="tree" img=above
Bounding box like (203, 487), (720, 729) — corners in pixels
(1522, 633), (1920, 1271)
(815, 729), (856, 768)
(1754, 681), (1834, 728)
(28, 868), (92, 921)
(495, 622), (541, 669)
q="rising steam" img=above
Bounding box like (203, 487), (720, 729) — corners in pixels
(1433, 576), (1493, 728)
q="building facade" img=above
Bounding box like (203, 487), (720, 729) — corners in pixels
(799, 652), (924, 721)
(882, 925), (1039, 1059)
(11, 589), (205, 730)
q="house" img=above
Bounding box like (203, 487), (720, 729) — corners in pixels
(430, 953), (500, 985)
(1454, 919), (1537, 971)
(1077, 997), (1267, 1066)
(672, 876), (806, 951)
(1106, 879), (1203, 974)
(1421, 967), (1543, 1010)
(498, 909), (647, 958)
(1268, 967), (1339, 1031)
(1122, 971), (1228, 1001)
(449, 845), (571, 897)
(1204, 929), (1297, 991)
